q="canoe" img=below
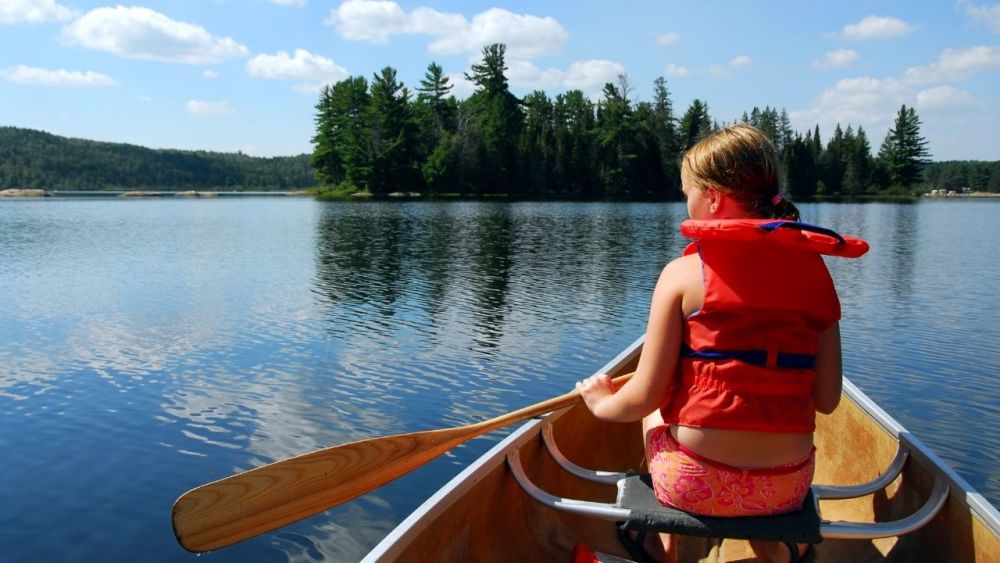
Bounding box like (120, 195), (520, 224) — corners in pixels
(364, 336), (1000, 562)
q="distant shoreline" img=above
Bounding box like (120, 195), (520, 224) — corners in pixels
(0, 189), (311, 198)
(2, 188), (999, 201)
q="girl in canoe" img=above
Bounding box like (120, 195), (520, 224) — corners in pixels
(577, 124), (868, 563)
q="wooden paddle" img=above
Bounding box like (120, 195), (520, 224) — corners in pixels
(172, 371), (634, 552)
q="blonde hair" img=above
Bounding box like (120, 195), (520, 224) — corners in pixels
(682, 124), (799, 220)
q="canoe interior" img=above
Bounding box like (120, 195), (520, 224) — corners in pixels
(369, 353), (1000, 562)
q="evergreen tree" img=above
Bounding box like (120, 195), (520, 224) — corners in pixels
(464, 43), (523, 194)
(650, 77), (680, 193)
(369, 67), (419, 194)
(416, 62), (456, 134)
(313, 76), (372, 191)
(878, 104), (931, 189)
(311, 84), (341, 186)
(679, 99), (712, 150)
(520, 90), (556, 196)
(843, 125), (872, 195)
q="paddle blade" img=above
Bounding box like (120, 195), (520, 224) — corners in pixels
(172, 427), (467, 552)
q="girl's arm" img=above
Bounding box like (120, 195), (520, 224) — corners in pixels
(812, 322), (843, 414)
(577, 258), (687, 422)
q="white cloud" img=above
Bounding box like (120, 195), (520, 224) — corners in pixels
(790, 76), (907, 134)
(794, 43), (998, 136)
(61, 6), (248, 64)
(138, 95), (152, 102)
(812, 48), (859, 69)
(502, 59), (626, 95)
(706, 55), (752, 77)
(656, 32), (680, 46)
(730, 55), (752, 68)
(246, 49), (348, 82)
(203, 70), (218, 79)
(563, 60), (627, 91)
(186, 100), (233, 115)
(841, 15), (913, 40)
(325, 1), (566, 60)
(269, 0), (307, 5)
(0, 0), (75, 23)
(904, 45), (1000, 84)
(664, 63), (689, 77)
(1, 64), (116, 86)
(506, 60), (563, 89)
(964, 1), (1000, 32)
(916, 85), (974, 109)
(445, 72), (475, 99)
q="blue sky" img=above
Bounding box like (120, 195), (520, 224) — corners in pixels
(1, 0), (998, 160)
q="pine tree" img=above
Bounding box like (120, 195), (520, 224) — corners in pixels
(369, 67), (418, 194)
(311, 84), (341, 187)
(651, 77), (680, 193)
(417, 62), (456, 134)
(464, 43), (523, 194)
(878, 104), (931, 190)
(679, 99), (712, 150)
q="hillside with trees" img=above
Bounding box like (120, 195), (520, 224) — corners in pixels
(312, 43), (999, 200)
(0, 127), (313, 191)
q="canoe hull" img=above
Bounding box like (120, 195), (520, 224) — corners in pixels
(366, 338), (1000, 562)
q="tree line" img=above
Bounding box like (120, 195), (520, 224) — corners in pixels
(312, 43), (998, 199)
(0, 127), (314, 191)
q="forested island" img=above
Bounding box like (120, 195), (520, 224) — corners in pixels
(2, 42), (998, 198)
(311, 43), (999, 200)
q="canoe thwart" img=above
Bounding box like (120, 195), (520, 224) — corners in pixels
(541, 425), (627, 486)
(819, 476), (949, 539)
(813, 445), (909, 500)
(513, 422), (951, 542)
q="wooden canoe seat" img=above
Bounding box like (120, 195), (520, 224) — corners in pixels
(507, 423), (949, 543)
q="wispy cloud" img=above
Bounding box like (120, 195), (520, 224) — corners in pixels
(62, 6), (248, 64)
(246, 49), (347, 81)
(269, 0), (307, 5)
(963, 1), (1000, 32)
(656, 32), (680, 46)
(186, 100), (234, 115)
(324, 1), (567, 60)
(707, 55), (752, 77)
(916, 85), (973, 109)
(1, 64), (116, 86)
(839, 15), (913, 40)
(0, 0), (75, 24)
(813, 48), (859, 69)
(503, 59), (627, 97)
(793, 44), (996, 137)
(904, 45), (1000, 83)
(664, 63), (689, 77)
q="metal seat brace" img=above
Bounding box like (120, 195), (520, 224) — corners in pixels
(506, 424), (949, 540)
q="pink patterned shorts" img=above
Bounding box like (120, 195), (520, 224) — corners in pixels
(647, 426), (815, 517)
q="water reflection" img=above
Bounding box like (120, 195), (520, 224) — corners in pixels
(1, 198), (997, 563)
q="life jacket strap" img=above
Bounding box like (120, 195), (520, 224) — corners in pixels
(681, 344), (816, 370)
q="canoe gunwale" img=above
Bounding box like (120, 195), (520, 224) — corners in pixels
(841, 378), (1000, 538)
(361, 336), (646, 562)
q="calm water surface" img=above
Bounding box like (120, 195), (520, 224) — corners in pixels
(0, 198), (997, 562)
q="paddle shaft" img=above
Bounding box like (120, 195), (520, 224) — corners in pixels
(172, 371), (634, 552)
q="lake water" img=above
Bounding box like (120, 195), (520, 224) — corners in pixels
(0, 198), (997, 562)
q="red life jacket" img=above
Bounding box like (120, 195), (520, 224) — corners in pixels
(660, 219), (869, 433)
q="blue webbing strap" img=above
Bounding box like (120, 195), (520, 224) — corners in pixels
(681, 344), (816, 370)
(758, 220), (846, 247)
